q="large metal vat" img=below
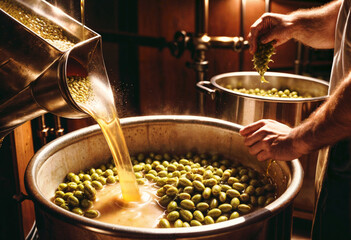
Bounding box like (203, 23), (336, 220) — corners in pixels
(197, 72), (329, 218)
(25, 115), (303, 240)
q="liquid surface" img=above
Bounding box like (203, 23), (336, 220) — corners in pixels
(94, 183), (164, 228)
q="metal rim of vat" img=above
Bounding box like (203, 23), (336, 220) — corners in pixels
(25, 115), (303, 239)
(210, 71), (329, 103)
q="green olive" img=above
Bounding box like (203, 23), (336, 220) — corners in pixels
(180, 209), (193, 222)
(230, 197), (241, 209)
(190, 220), (202, 226)
(207, 208), (222, 218)
(226, 189), (241, 198)
(193, 180), (205, 192)
(193, 210), (205, 222)
(210, 198), (219, 209)
(191, 194), (202, 204)
(218, 203), (232, 213)
(55, 191), (65, 198)
(54, 197), (65, 206)
(204, 216), (215, 225)
(167, 201), (178, 212)
(92, 180), (103, 190)
(233, 183), (245, 192)
(202, 187), (212, 199)
(230, 211), (240, 219)
(196, 202), (209, 212)
(84, 209), (99, 218)
(174, 219), (183, 228)
(167, 211), (180, 222)
(238, 204), (252, 214)
(211, 185), (222, 196)
(216, 216), (228, 223)
(180, 199), (195, 210)
(159, 218), (171, 228)
(72, 207), (83, 215)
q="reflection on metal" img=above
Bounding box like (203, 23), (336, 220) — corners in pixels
(0, 0), (111, 139)
(53, 116), (65, 138)
(265, 0), (271, 13)
(37, 114), (65, 147)
(197, 71), (329, 127)
(37, 115), (50, 146)
(25, 115), (303, 240)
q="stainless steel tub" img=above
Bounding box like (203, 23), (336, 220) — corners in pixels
(197, 72), (329, 217)
(197, 71), (329, 127)
(25, 115), (303, 240)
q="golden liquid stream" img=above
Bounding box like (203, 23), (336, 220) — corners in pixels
(74, 1), (140, 203)
(266, 159), (276, 176)
(95, 115), (141, 202)
(79, 101), (141, 202)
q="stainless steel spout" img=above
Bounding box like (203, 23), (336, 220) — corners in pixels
(0, 0), (111, 138)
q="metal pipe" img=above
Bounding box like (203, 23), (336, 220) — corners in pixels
(265, 0), (272, 79)
(194, 0), (210, 115)
(239, 0), (246, 71)
(53, 116), (65, 137)
(207, 36), (249, 51)
(195, 0), (209, 37)
(265, 0), (271, 13)
(37, 115), (49, 146)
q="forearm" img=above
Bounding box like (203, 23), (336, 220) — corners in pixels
(289, 0), (341, 49)
(291, 71), (351, 154)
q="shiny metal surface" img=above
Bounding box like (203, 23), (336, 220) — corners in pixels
(0, 0), (109, 137)
(197, 71), (329, 127)
(25, 115), (303, 240)
(197, 71), (329, 218)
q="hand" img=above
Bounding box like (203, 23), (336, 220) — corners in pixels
(239, 119), (303, 161)
(248, 13), (295, 54)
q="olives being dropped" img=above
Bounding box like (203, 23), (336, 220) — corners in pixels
(224, 85), (312, 99)
(253, 41), (275, 83)
(53, 152), (277, 227)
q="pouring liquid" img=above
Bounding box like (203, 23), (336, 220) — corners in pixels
(67, 0), (140, 202)
(67, 76), (141, 202)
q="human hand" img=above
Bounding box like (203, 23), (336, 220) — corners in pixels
(239, 119), (303, 161)
(248, 13), (294, 54)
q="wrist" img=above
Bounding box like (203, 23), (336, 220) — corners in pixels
(289, 128), (312, 156)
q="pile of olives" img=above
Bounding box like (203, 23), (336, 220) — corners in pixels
(53, 152), (277, 228)
(67, 76), (94, 104)
(0, 0), (76, 51)
(224, 85), (311, 98)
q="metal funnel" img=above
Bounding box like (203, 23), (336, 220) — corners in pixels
(0, 0), (111, 138)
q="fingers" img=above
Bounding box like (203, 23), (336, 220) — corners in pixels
(256, 150), (271, 162)
(248, 18), (264, 54)
(245, 136), (276, 162)
(239, 119), (292, 162)
(244, 129), (269, 147)
(246, 134), (274, 156)
(239, 120), (266, 137)
(248, 13), (288, 54)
